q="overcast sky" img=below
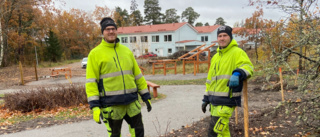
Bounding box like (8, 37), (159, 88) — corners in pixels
(55, 0), (288, 26)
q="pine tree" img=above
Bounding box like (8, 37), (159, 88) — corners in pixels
(45, 30), (62, 62)
(144, 0), (162, 24)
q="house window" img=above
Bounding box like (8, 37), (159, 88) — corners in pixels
(164, 35), (172, 42)
(201, 36), (208, 42)
(168, 48), (172, 53)
(121, 37), (128, 43)
(152, 35), (159, 42)
(141, 36), (148, 42)
(130, 36), (136, 43)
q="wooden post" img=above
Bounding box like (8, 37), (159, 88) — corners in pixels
(153, 87), (158, 98)
(243, 80), (249, 137)
(152, 62), (155, 75)
(183, 60), (186, 75)
(19, 61), (24, 85)
(65, 74), (72, 84)
(193, 60), (196, 76)
(174, 61), (177, 74)
(69, 67), (72, 78)
(279, 67), (285, 101)
(164, 62), (166, 76)
(34, 61), (38, 81)
(235, 107), (238, 125)
(197, 53), (200, 73)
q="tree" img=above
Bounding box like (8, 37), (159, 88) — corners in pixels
(0, 0), (53, 67)
(248, 0), (320, 91)
(234, 9), (264, 63)
(130, 10), (143, 26)
(0, 0), (103, 66)
(92, 5), (113, 23)
(130, 0), (138, 13)
(195, 22), (203, 26)
(181, 7), (200, 26)
(129, 0), (143, 26)
(204, 22), (210, 26)
(114, 7), (129, 27)
(144, 0), (162, 24)
(45, 30), (62, 62)
(248, 0), (320, 132)
(164, 8), (180, 23)
(214, 17), (226, 25)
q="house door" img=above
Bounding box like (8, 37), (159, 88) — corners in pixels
(159, 48), (163, 57)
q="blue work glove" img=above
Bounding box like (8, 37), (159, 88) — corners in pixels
(92, 107), (101, 124)
(202, 101), (209, 113)
(229, 72), (241, 87)
(145, 99), (152, 112)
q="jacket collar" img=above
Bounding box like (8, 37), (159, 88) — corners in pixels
(217, 39), (238, 53)
(101, 38), (120, 48)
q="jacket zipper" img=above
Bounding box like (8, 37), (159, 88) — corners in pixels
(114, 44), (126, 94)
(214, 63), (217, 92)
(214, 51), (223, 92)
(113, 57), (118, 69)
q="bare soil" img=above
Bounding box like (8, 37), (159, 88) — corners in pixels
(0, 62), (319, 136)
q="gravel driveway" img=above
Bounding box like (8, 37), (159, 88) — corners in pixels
(0, 73), (209, 137)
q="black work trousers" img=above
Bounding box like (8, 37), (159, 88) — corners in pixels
(208, 116), (220, 137)
(108, 113), (144, 137)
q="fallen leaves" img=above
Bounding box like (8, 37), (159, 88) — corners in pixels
(296, 98), (302, 102)
(0, 104), (91, 127)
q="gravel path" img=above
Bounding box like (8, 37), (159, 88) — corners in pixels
(0, 73), (209, 137)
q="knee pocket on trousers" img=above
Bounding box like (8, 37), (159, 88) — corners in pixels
(101, 107), (113, 119)
(213, 117), (229, 134)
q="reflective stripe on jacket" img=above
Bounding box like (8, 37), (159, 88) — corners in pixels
(203, 39), (253, 107)
(86, 38), (150, 109)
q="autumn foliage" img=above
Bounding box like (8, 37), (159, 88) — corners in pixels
(0, 1), (112, 67)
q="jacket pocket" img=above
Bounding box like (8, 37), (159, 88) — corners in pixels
(134, 100), (141, 109)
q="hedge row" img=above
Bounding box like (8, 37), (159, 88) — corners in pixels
(4, 84), (87, 112)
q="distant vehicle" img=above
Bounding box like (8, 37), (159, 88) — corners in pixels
(81, 57), (88, 68)
(138, 52), (158, 58)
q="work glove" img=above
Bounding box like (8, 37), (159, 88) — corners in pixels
(229, 72), (241, 87)
(92, 107), (101, 124)
(144, 99), (152, 112)
(202, 101), (209, 113)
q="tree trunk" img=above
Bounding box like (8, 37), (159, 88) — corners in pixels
(298, 0), (304, 71)
(255, 27), (258, 64)
(0, 19), (3, 66)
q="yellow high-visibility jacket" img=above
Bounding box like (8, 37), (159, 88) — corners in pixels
(203, 39), (254, 107)
(86, 38), (150, 109)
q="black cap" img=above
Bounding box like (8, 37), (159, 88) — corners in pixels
(100, 17), (117, 34)
(217, 25), (233, 40)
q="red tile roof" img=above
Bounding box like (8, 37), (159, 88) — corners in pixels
(194, 25), (220, 33)
(117, 22), (188, 34)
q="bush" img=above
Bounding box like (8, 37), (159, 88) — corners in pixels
(4, 84), (87, 112)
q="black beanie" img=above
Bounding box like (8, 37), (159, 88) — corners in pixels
(217, 25), (233, 40)
(100, 17), (117, 34)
